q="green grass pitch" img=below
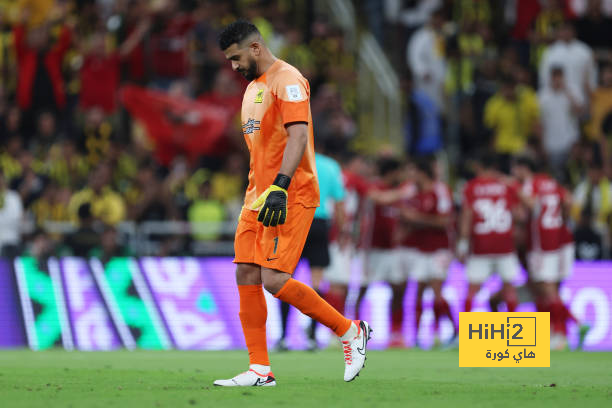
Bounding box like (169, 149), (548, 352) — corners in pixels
(0, 349), (610, 408)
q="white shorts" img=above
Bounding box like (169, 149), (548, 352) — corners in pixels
(324, 243), (353, 285)
(397, 248), (419, 278)
(364, 249), (403, 284)
(560, 243), (575, 280)
(412, 250), (453, 282)
(528, 250), (562, 283)
(465, 253), (520, 284)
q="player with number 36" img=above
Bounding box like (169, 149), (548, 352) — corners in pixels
(457, 153), (521, 314)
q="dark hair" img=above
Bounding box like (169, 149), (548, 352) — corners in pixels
(513, 155), (536, 172)
(377, 157), (401, 177)
(218, 20), (260, 50)
(550, 65), (564, 76)
(475, 150), (498, 170)
(338, 149), (358, 165)
(414, 156), (435, 179)
(78, 203), (93, 220)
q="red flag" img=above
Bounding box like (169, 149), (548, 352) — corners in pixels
(120, 85), (231, 166)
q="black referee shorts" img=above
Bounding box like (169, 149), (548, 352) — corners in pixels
(301, 217), (331, 268)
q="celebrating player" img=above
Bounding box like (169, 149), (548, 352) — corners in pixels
(512, 157), (572, 348)
(213, 21), (371, 387)
(457, 153), (520, 313)
(405, 158), (456, 346)
(355, 157), (402, 337)
(365, 160), (419, 348)
(393, 162), (421, 347)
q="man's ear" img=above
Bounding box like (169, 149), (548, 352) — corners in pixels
(249, 41), (261, 57)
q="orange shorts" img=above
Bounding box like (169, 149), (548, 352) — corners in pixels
(233, 204), (315, 273)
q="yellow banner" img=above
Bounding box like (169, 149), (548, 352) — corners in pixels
(459, 312), (550, 367)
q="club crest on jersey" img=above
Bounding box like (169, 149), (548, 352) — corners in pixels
(242, 118), (261, 135)
(254, 89), (264, 103)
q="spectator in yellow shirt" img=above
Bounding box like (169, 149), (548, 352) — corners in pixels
(46, 139), (89, 188)
(484, 75), (540, 157)
(0, 136), (23, 184)
(188, 180), (225, 242)
(68, 162), (126, 225)
(30, 183), (70, 229)
(16, 0), (55, 28)
(586, 63), (612, 148)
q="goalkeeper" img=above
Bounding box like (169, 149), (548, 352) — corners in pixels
(213, 21), (371, 387)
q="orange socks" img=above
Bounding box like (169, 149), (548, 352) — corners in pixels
(239, 280), (352, 365)
(275, 279), (352, 337)
(238, 285), (270, 366)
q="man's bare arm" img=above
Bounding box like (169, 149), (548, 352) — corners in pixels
(368, 188), (404, 205)
(459, 206), (472, 241)
(403, 209), (450, 229)
(456, 205), (472, 260)
(279, 122), (308, 177)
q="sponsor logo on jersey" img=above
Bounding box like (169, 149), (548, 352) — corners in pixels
(242, 119), (261, 135)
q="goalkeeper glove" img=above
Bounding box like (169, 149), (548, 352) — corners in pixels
(251, 173), (290, 227)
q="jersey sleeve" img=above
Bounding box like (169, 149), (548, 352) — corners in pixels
(507, 183), (519, 208)
(349, 173), (371, 197)
(273, 70), (310, 125)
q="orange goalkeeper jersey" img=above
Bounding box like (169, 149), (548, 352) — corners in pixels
(240, 59), (319, 209)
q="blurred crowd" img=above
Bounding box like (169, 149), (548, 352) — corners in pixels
(358, 0), (612, 259)
(0, 0), (357, 258)
(0, 0), (612, 260)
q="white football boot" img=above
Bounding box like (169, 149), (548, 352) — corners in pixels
(342, 320), (372, 382)
(213, 369), (276, 387)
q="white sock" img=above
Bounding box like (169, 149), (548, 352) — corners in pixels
(249, 364), (271, 375)
(340, 322), (358, 342)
